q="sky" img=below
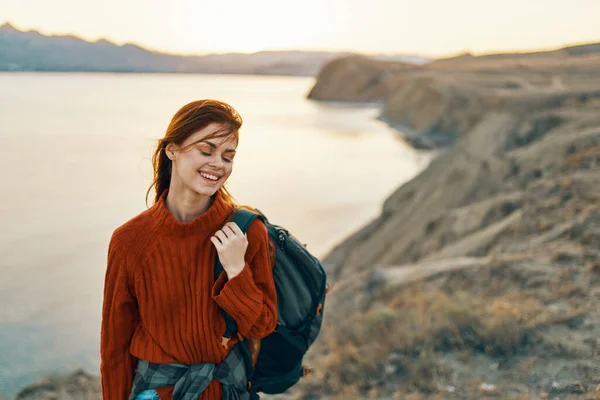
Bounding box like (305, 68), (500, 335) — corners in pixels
(2, 0), (600, 57)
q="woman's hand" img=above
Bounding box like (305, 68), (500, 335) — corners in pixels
(210, 222), (248, 279)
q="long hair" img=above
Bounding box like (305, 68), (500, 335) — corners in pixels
(146, 100), (243, 207)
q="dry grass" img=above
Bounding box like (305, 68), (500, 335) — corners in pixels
(594, 384), (600, 400)
(588, 260), (600, 274)
(300, 282), (592, 399)
(565, 145), (600, 166)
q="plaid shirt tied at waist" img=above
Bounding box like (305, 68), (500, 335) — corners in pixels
(128, 343), (251, 400)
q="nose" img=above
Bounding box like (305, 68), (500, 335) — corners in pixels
(208, 155), (224, 169)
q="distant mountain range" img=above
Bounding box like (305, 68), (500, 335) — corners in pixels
(0, 22), (430, 76)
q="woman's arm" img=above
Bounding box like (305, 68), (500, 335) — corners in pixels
(100, 233), (140, 399)
(212, 219), (277, 339)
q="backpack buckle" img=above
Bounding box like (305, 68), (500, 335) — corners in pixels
(277, 230), (286, 243)
(221, 336), (231, 349)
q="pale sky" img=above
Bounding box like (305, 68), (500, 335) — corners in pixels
(2, 0), (600, 57)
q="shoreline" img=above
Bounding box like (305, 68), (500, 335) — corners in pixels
(308, 98), (452, 151)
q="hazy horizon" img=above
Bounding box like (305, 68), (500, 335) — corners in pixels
(2, 0), (600, 57)
(2, 19), (600, 60)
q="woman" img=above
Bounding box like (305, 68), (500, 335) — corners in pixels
(100, 100), (278, 400)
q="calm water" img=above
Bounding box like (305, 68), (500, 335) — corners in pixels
(0, 73), (430, 398)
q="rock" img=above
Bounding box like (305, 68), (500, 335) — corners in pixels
(440, 385), (456, 393)
(480, 383), (497, 392)
(380, 77), (486, 148)
(307, 55), (416, 102)
(15, 370), (101, 400)
(548, 380), (588, 394)
(384, 365), (397, 375)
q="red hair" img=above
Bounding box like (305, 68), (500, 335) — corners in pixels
(146, 100), (243, 206)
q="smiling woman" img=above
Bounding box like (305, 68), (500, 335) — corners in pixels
(100, 99), (278, 400)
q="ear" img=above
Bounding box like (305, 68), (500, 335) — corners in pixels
(165, 143), (177, 161)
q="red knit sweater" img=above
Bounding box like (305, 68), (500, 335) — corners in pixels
(100, 189), (277, 400)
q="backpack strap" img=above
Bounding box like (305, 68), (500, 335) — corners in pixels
(214, 208), (261, 349)
(231, 208), (261, 232)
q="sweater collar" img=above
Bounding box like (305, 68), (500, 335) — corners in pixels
(151, 189), (234, 237)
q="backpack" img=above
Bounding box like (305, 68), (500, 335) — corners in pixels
(214, 208), (328, 396)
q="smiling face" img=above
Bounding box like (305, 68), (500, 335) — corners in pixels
(166, 122), (238, 197)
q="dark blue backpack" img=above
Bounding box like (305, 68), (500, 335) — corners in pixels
(214, 208), (328, 396)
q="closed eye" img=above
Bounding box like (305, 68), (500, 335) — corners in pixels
(200, 149), (233, 163)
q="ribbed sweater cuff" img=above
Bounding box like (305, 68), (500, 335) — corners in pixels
(100, 354), (137, 400)
(212, 263), (263, 328)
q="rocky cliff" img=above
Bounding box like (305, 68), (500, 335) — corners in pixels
(296, 47), (600, 399)
(306, 55), (417, 101)
(309, 42), (600, 150)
